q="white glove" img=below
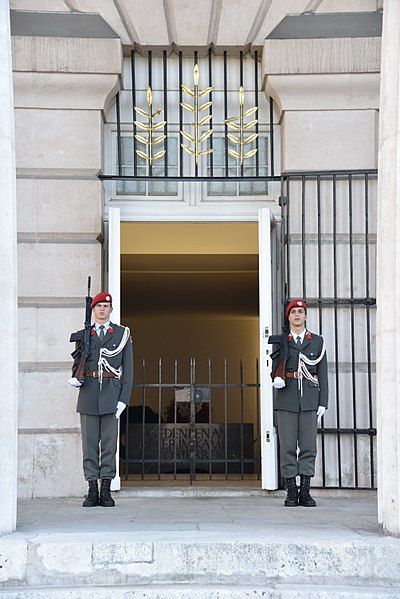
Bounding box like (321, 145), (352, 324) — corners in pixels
(317, 405), (326, 425)
(68, 377), (82, 388)
(272, 376), (285, 389)
(115, 401), (126, 419)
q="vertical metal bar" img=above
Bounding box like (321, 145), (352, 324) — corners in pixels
(194, 51), (198, 179)
(224, 358), (228, 479)
(239, 359), (244, 479)
(179, 51), (183, 178)
(332, 174), (342, 487)
(286, 179), (291, 299)
(148, 50), (153, 178)
(163, 50), (168, 176)
(364, 173), (374, 488)
(317, 174), (326, 486)
(269, 97), (274, 177)
(223, 51), (229, 179)
(173, 358), (178, 480)
(239, 51), (244, 179)
(157, 357), (162, 480)
(141, 357), (146, 480)
(301, 176), (306, 298)
(208, 357), (212, 479)
(116, 92), (122, 177)
(348, 174), (358, 488)
(190, 358), (196, 483)
(208, 48), (214, 179)
(254, 50), (259, 178)
(131, 49), (138, 177)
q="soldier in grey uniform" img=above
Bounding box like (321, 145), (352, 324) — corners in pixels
(69, 291), (133, 507)
(272, 299), (328, 507)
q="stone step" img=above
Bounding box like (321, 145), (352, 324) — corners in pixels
(1, 534), (400, 591)
(1, 584), (400, 598)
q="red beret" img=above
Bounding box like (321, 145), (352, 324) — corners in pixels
(286, 299), (307, 318)
(91, 291), (112, 309)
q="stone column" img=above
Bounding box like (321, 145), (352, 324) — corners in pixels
(376, 0), (400, 536)
(0, 0), (18, 534)
(11, 13), (122, 498)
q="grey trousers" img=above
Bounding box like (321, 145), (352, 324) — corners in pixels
(276, 410), (317, 479)
(80, 413), (118, 481)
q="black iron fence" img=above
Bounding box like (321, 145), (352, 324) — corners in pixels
(280, 170), (377, 489)
(120, 357), (261, 482)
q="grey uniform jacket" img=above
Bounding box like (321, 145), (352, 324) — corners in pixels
(272, 332), (328, 413)
(72, 323), (133, 416)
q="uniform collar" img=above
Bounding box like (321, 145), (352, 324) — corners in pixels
(291, 329), (306, 343)
(95, 321), (110, 332)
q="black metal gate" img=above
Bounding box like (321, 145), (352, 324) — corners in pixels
(120, 357), (261, 482)
(280, 170), (377, 489)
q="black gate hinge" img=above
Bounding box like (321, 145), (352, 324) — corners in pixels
(278, 196), (288, 207)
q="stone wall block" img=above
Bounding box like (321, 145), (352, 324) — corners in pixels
(18, 242), (101, 297)
(17, 179), (102, 234)
(17, 433), (35, 499)
(15, 108), (103, 175)
(18, 432), (85, 498)
(19, 371), (81, 430)
(12, 36), (122, 74)
(282, 110), (377, 171)
(263, 37), (381, 76)
(19, 307), (89, 363)
(13, 72), (120, 110)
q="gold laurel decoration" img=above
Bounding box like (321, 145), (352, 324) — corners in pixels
(180, 64), (214, 165)
(225, 86), (258, 165)
(134, 86), (166, 165)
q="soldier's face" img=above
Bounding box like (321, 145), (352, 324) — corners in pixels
(93, 302), (113, 323)
(288, 307), (307, 330)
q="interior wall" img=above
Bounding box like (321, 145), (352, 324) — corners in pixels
(124, 315), (259, 423)
(120, 222), (260, 426)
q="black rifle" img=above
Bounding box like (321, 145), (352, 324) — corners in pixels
(69, 276), (92, 383)
(268, 305), (289, 381)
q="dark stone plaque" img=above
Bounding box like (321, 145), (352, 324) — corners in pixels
(124, 423), (254, 474)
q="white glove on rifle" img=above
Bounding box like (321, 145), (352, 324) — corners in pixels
(68, 377), (82, 388)
(272, 376), (285, 389)
(115, 401), (126, 419)
(317, 405), (326, 425)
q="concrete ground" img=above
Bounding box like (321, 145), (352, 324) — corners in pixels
(17, 486), (379, 540)
(3, 487), (400, 598)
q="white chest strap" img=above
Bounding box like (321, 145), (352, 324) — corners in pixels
(98, 326), (130, 388)
(297, 336), (326, 396)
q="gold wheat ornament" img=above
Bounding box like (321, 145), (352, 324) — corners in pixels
(225, 86), (258, 165)
(134, 86), (166, 165)
(180, 64), (214, 165)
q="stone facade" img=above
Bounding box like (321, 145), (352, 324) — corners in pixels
(12, 17), (122, 499)
(2, 0), (400, 536)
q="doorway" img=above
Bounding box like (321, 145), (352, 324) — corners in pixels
(119, 222), (261, 484)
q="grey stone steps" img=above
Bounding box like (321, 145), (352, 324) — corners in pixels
(1, 536), (400, 591)
(1, 584), (400, 598)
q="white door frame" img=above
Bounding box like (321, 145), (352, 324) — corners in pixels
(108, 207), (122, 491)
(107, 206), (279, 490)
(258, 208), (279, 489)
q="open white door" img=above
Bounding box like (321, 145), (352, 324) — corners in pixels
(108, 207), (122, 491)
(259, 208), (278, 489)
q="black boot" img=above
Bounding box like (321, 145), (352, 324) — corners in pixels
(82, 480), (99, 507)
(299, 475), (316, 507)
(284, 477), (298, 507)
(100, 479), (115, 507)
